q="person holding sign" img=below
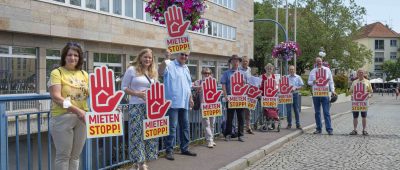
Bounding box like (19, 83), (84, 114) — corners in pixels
(260, 63), (279, 130)
(121, 48), (159, 169)
(240, 56), (255, 134)
(159, 50), (197, 160)
(308, 57), (336, 135)
(349, 69), (373, 136)
(48, 42), (89, 170)
(220, 55), (248, 142)
(193, 68), (218, 148)
(286, 65), (304, 129)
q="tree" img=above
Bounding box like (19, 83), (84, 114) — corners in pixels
(253, 0), (373, 75)
(382, 58), (400, 81)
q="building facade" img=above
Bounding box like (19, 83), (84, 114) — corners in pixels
(0, 0), (254, 95)
(354, 22), (400, 79)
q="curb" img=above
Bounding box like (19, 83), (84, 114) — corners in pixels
(219, 110), (351, 170)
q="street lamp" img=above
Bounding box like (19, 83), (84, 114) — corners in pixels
(318, 47), (326, 58)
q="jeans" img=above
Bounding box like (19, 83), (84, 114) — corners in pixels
(312, 96), (333, 132)
(286, 93), (300, 126)
(50, 113), (86, 170)
(165, 108), (190, 153)
(224, 103), (244, 137)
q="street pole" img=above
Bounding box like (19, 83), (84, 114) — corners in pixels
(285, 0), (289, 76)
(275, 0), (279, 74)
(294, 0), (297, 73)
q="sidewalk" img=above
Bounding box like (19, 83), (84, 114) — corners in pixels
(132, 101), (352, 170)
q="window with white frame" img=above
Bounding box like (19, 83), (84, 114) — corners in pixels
(136, 0), (143, 19)
(374, 65), (383, 71)
(211, 0), (236, 10)
(375, 40), (384, 50)
(100, 0), (109, 12)
(187, 60), (198, 81)
(54, 0), (65, 2)
(113, 0), (122, 15)
(125, 0), (134, 17)
(93, 53), (123, 79)
(390, 52), (397, 59)
(0, 45), (37, 94)
(86, 0), (96, 9)
(374, 52), (384, 62)
(70, 0), (81, 6)
(390, 40), (397, 47)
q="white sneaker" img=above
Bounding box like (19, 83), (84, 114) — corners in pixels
(211, 142), (217, 146)
(207, 142), (214, 148)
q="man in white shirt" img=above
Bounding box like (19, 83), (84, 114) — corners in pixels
(307, 57), (336, 135)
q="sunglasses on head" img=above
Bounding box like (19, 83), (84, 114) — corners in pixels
(202, 72), (211, 75)
(180, 53), (189, 57)
(67, 42), (81, 48)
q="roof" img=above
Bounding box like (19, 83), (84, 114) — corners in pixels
(354, 22), (400, 39)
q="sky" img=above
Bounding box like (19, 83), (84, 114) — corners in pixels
(254, 0), (400, 33)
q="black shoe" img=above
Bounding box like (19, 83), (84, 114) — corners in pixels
(181, 151), (197, 157)
(238, 137), (245, 142)
(313, 130), (322, 134)
(286, 125), (292, 129)
(166, 152), (175, 161)
(296, 125), (302, 130)
(247, 129), (254, 134)
(225, 135), (231, 141)
(327, 131), (333, 135)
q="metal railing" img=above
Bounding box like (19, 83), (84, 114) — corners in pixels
(0, 93), (296, 170)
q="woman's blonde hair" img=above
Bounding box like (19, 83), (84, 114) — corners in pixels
(132, 48), (158, 80)
(264, 63), (274, 71)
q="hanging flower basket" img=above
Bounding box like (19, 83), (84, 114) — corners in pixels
(145, 0), (208, 31)
(272, 41), (301, 61)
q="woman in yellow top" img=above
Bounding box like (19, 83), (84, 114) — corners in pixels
(349, 69), (373, 136)
(48, 42), (89, 170)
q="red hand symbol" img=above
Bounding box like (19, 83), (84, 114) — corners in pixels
(279, 76), (293, 95)
(315, 68), (330, 86)
(246, 85), (262, 99)
(202, 77), (222, 104)
(164, 5), (191, 37)
(353, 82), (368, 101)
(230, 72), (249, 96)
(146, 82), (171, 120)
(264, 78), (278, 97)
(90, 66), (124, 113)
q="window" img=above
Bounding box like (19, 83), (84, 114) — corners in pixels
(374, 65), (382, 71)
(136, 0), (143, 19)
(231, 27), (236, 40)
(0, 46), (37, 94)
(207, 21), (212, 35)
(212, 22), (217, 36)
(390, 52), (397, 59)
(46, 49), (61, 91)
(113, 0), (122, 15)
(202, 61), (216, 77)
(217, 23), (222, 37)
(93, 53), (123, 80)
(100, 0), (109, 12)
(218, 61), (229, 81)
(390, 40), (397, 47)
(187, 60), (198, 81)
(227, 26), (231, 39)
(125, 0), (134, 17)
(374, 52), (384, 62)
(86, 0), (96, 9)
(222, 25), (227, 39)
(70, 0), (81, 6)
(54, 0), (65, 3)
(375, 40), (384, 50)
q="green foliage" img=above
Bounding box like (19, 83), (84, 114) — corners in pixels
(333, 74), (348, 90)
(253, 0), (372, 74)
(382, 58), (400, 81)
